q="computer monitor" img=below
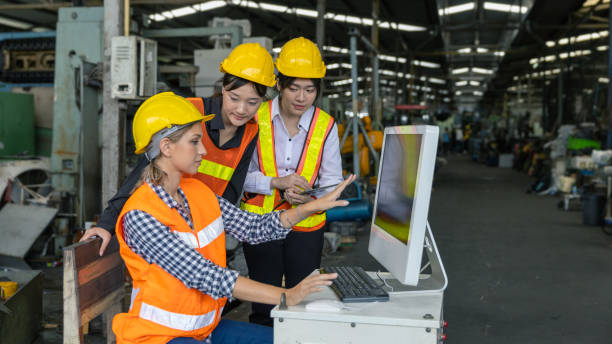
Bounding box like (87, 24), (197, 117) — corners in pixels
(368, 125), (439, 287)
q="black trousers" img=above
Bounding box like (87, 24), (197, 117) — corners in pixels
(243, 226), (326, 326)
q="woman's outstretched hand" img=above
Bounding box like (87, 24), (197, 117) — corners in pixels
(279, 175), (357, 229)
(309, 174), (356, 213)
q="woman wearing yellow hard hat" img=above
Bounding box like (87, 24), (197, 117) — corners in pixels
(112, 91), (355, 344)
(81, 43), (275, 255)
(241, 37), (344, 326)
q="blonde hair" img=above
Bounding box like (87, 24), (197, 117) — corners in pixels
(134, 123), (198, 190)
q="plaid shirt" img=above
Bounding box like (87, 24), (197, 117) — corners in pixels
(123, 181), (290, 301)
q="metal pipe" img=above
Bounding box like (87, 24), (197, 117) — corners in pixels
(373, 55), (380, 128)
(557, 72), (563, 128)
(592, 82), (600, 121)
(352, 115), (359, 177)
(0, 2), (75, 10)
(350, 33), (359, 177)
(316, 0), (325, 50)
(316, 0), (326, 97)
(0, 31), (56, 43)
(102, 0), (125, 211)
(357, 119), (379, 167)
(351, 30), (383, 131)
(371, 0), (380, 129)
(350, 27), (382, 132)
(124, 0), (130, 36)
(358, 35), (378, 55)
(338, 119), (351, 151)
(608, 3), (612, 148)
(143, 26), (243, 47)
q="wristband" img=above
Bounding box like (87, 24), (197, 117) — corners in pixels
(284, 211), (294, 228)
(296, 205), (304, 221)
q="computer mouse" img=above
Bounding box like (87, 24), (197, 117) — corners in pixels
(305, 299), (345, 312)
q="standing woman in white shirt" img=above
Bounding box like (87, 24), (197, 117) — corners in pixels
(241, 37), (344, 326)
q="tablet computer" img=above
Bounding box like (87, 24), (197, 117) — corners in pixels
(300, 183), (340, 195)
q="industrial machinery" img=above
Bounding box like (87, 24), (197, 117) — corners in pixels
(50, 7), (105, 228)
(192, 17), (252, 97)
(0, 31), (56, 84)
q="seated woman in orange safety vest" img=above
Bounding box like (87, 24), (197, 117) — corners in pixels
(81, 42), (276, 255)
(113, 92), (355, 344)
(241, 37), (344, 326)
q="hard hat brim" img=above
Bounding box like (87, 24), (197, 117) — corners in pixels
(275, 66), (326, 79)
(133, 114), (214, 154)
(202, 113), (215, 122)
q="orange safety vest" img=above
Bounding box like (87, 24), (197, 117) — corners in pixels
(186, 97), (258, 197)
(240, 100), (335, 232)
(112, 178), (227, 344)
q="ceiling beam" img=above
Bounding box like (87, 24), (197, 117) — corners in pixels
(583, 14), (609, 23)
(576, 2), (609, 14)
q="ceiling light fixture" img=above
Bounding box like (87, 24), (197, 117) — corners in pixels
(438, 2), (475, 16)
(0, 15), (33, 30)
(483, 2), (528, 13)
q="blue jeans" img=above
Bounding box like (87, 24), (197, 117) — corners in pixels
(167, 319), (273, 344)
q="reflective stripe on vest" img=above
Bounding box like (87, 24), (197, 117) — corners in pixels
(198, 217), (224, 247)
(256, 101), (280, 213)
(130, 287), (139, 311)
(241, 101), (334, 230)
(139, 302), (217, 332)
(174, 216), (224, 248)
(198, 160), (234, 181)
(129, 287), (217, 332)
(298, 107), (334, 186)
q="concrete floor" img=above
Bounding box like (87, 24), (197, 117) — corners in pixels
(34, 154), (612, 343)
(428, 155), (612, 343)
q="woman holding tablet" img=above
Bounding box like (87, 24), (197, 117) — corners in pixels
(241, 37), (344, 326)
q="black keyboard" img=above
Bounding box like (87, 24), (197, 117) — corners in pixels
(320, 266), (389, 303)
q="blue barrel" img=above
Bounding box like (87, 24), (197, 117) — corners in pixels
(583, 193), (605, 226)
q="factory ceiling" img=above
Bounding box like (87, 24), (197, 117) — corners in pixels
(0, 0), (609, 107)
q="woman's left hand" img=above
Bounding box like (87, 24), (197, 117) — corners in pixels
(284, 188), (314, 205)
(308, 174), (356, 213)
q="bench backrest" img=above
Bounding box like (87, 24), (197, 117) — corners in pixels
(63, 237), (124, 344)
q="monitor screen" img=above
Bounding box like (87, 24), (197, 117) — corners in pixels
(374, 134), (422, 244)
(368, 125), (438, 286)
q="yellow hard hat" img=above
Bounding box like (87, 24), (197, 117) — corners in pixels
(276, 37), (326, 79)
(132, 92), (214, 154)
(219, 43), (276, 87)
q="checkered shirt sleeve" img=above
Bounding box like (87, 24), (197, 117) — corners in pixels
(216, 195), (291, 244)
(123, 209), (239, 300)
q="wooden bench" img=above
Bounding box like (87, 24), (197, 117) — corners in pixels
(63, 237), (125, 344)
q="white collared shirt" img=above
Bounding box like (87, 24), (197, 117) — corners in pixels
(244, 96), (343, 198)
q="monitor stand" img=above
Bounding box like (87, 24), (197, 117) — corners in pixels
(374, 221), (448, 295)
